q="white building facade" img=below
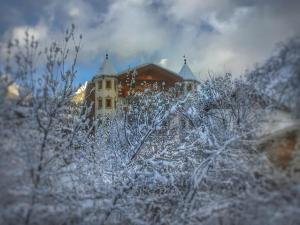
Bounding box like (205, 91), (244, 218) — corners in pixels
(93, 54), (118, 117)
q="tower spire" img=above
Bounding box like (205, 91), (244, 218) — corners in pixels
(179, 55), (197, 81)
(183, 55), (187, 64)
(98, 52), (116, 76)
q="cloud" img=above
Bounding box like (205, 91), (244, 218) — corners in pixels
(11, 23), (49, 43)
(1, 0), (300, 81)
(91, 0), (168, 58)
(159, 58), (168, 67)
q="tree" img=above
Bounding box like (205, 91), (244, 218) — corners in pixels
(0, 25), (88, 225)
(247, 36), (300, 117)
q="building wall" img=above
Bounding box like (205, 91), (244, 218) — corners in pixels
(94, 76), (118, 117)
(182, 81), (198, 93)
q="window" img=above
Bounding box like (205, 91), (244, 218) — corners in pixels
(105, 98), (112, 108)
(98, 98), (102, 109)
(187, 83), (193, 91)
(106, 80), (112, 89)
(98, 80), (102, 90)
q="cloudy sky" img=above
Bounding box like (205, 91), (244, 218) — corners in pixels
(0, 0), (300, 83)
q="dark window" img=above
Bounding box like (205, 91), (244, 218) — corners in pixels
(105, 98), (112, 108)
(187, 84), (193, 91)
(98, 98), (102, 109)
(106, 80), (112, 89)
(98, 80), (102, 90)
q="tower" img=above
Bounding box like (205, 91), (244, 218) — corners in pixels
(177, 56), (199, 131)
(93, 54), (118, 118)
(178, 56), (198, 93)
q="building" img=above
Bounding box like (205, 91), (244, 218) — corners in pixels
(84, 54), (198, 119)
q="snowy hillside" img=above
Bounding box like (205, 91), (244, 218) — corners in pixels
(247, 36), (300, 117)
